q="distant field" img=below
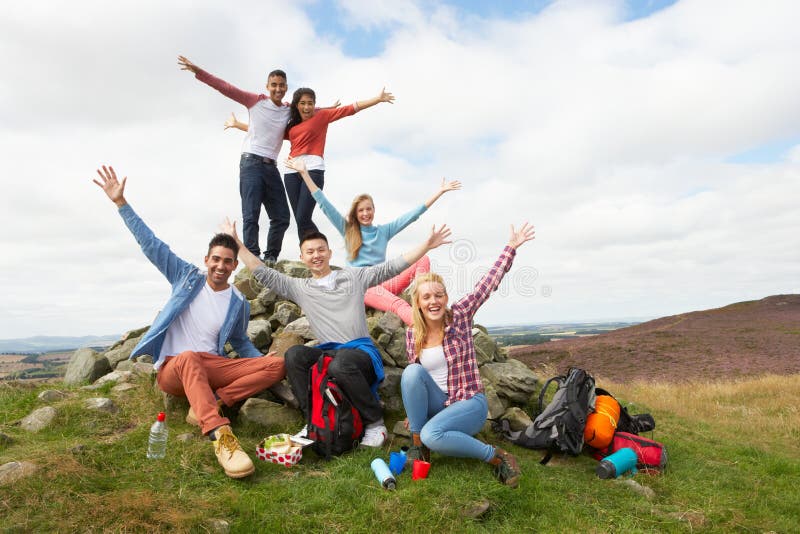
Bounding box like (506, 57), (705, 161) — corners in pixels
(0, 355), (28, 363)
(37, 352), (72, 362)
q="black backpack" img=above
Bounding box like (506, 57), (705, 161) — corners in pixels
(307, 354), (365, 459)
(501, 368), (596, 463)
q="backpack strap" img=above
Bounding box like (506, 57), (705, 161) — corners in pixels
(537, 375), (565, 415)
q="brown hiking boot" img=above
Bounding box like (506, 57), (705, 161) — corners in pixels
(212, 425), (255, 479)
(493, 448), (521, 488)
(405, 444), (431, 466)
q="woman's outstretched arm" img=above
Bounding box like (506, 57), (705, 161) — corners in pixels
(355, 87), (395, 111)
(423, 178), (461, 208)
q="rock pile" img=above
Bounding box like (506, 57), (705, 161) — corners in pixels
(63, 260), (540, 429)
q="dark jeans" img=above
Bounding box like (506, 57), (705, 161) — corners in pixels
(239, 154), (291, 260)
(284, 170), (324, 242)
(285, 344), (382, 425)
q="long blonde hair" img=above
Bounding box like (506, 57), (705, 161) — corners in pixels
(410, 272), (452, 356)
(344, 194), (373, 261)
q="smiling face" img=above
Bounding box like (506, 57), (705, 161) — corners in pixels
(415, 281), (449, 325)
(297, 92), (316, 121)
(266, 74), (288, 106)
(356, 198), (375, 226)
(299, 237), (332, 278)
(204, 245), (238, 291)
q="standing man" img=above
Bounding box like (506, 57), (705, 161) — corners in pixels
(222, 220), (451, 448)
(178, 55), (291, 265)
(94, 166), (286, 479)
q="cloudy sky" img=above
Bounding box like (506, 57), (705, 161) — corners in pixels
(1, 0), (798, 339)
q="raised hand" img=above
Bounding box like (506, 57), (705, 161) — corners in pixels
(93, 165), (127, 207)
(377, 87), (395, 104)
(427, 224), (452, 251)
(284, 156), (307, 173)
(439, 178), (462, 194)
(220, 217), (239, 240)
(508, 222), (535, 250)
(177, 55), (199, 74)
(223, 112), (237, 130)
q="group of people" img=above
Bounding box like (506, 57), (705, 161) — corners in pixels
(93, 57), (534, 488)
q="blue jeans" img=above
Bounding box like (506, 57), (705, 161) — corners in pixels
(401, 363), (495, 461)
(239, 154), (290, 260)
(284, 170), (324, 241)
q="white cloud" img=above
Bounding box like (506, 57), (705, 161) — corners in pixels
(1, 0), (799, 338)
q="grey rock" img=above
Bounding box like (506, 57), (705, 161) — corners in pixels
(367, 315), (383, 339)
(376, 332), (392, 348)
(620, 479), (656, 500)
(21, 406), (57, 432)
(37, 389), (66, 403)
(378, 346), (395, 367)
(378, 367), (403, 413)
(284, 317), (314, 340)
(464, 499), (492, 519)
(473, 324), (489, 336)
(246, 319), (272, 349)
(473, 330), (499, 366)
(376, 312), (404, 335)
(257, 286), (278, 307)
(304, 339), (320, 347)
(249, 298), (267, 317)
(495, 346), (508, 363)
(279, 260), (311, 278)
(0, 432), (13, 447)
(70, 444), (86, 455)
(479, 359), (538, 404)
(111, 383), (138, 394)
(235, 273), (263, 300)
(136, 355), (153, 364)
(104, 337), (139, 369)
(93, 370), (133, 386)
(268, 331), (305, 358)
(270, 301), (301, 327)
(239, 398), (302, 428)
(501, 406), (533, 430)
(159, 388), (190, 413)
(205, 519), (230, 534)
(484, 385), (508, 420)
(267, 381), (299, 409)
(176, 433), (195, 443)
(63, 348), (111, 385)
(115, 360), (134, 372)
(85, 397), (118, 413)
(0, 461), (38, 486)
(132, 362), (155, 376)
(384, 333), (409, 368)
(392, 420), (410, 438)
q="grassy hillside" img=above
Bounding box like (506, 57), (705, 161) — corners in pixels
(1, 372), (798, 533)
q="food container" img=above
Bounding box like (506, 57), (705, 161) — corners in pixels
(256, 434), (303, 467)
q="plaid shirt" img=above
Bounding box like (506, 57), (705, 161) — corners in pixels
(406, 246), (516, 406)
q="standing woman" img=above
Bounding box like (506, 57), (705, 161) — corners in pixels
(401, 223), (535, 487)
(284, 157), (460, 326)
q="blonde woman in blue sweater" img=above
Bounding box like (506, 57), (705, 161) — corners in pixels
(284, 157), (460, 326)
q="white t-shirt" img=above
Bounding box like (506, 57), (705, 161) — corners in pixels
(157, 283), (233, 371)
(420, 345), (448, 393)
(312, 270), (338, 291)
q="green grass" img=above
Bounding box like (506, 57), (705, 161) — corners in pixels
(1, 376), (798, 533)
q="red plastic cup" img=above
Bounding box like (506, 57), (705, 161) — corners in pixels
(411, 459), (431, 480)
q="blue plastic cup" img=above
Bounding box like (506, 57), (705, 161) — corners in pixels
(389, 452), (406, 475)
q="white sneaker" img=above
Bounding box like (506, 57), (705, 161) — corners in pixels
(361, 423), (388, 448)
(292, 424), (308, 439)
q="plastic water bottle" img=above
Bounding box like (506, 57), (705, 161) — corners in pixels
(370, 458), (396, 490)
(147, 412), (168, 459)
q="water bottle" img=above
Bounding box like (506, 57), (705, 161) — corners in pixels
(370, 458), (396, 490)
(147, 412), (168, 459)
(596, 447), (638, 479)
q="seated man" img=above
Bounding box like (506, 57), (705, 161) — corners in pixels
(223, 219), (451, 447)
(94, 166), (286, 478)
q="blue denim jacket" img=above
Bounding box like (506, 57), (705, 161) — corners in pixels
(118, 204), (261, 367)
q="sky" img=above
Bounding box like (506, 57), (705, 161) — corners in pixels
(1, 0), (798, 339)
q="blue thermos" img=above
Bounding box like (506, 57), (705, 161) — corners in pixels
(596, 447), (638, 479)
(371, 458), (396, 490)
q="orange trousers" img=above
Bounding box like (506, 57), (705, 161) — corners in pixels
(157, 351), (286, 435)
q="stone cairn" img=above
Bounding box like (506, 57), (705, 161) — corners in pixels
(62, 261), (540, 435)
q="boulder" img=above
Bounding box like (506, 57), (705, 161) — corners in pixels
(378, 367), (403, 413)
(21, 406), (57, 432)
(473, 330), (499, 365)
(384, 333), (409, 368)
(103, 337), (139, 369)
(268, 331), (305, 358)
(483, 384), (508, 420)
(92, 370), (133, 387)
(257, 286), (278, 307)
(239, 398), (301, 428)
(111, 383), (137, 394)
(279, 260), (311, 279)
(284, 317), (314, 340)
(367, 315), (383, 339)
(63, 348), (111, 385)
(0, 461), (38, 486)
(235, 275), (263, 300)
(132, 362), (154, 376)
(246, 319), (272, 349)
(392, 420), (410, 438)
(266, 380), (299, 409)
(500, 406), (533, 430)
(37, 390), (66, 403)
(248, 298), (268, 317)
(136, 355), (153, 364)
(115, 360), (134, 372)
(85, 397), (119, 414)
(479, 359), (539, 404)
(376, 312), (404, 336)
(269, 301), (301, 328)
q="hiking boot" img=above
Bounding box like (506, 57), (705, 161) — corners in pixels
(493, 449), (521, 488)
(360, 422), (388, 448)
(211, 425), (255, 479)
(405, 444), (430, 466)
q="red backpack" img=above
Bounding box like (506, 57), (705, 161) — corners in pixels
(307, 354), (364, 459)
(592, 431), (667, 473)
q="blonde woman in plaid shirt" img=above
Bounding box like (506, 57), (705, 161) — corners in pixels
(401, 222), (535, 487)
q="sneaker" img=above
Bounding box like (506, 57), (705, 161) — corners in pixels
(211, 425), (255, 479)
(262, 254), (277, 268)
(405, 444), (430, 465)
(361, 423), (388, 448)
(493, 449), (521, 488)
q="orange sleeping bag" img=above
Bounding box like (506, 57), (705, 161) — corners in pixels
(584, 395), (620, 449)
